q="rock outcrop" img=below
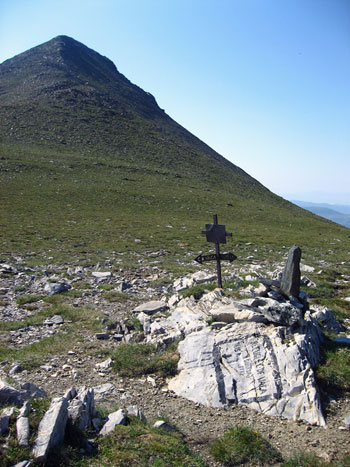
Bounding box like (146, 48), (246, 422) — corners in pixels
(138, 286), (330, 426)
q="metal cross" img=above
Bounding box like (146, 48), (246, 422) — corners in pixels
(197, 214), (235, 288)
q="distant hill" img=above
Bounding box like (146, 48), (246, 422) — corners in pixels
(1, 36), (350, 265)
(292, 201), (350, 228)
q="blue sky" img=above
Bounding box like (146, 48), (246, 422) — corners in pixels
(1, 0), (349, 203)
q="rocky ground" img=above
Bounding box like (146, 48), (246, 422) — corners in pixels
(1, 257), (350, 465)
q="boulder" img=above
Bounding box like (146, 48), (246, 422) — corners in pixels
(20, 382), (47, 400)
(17, 416), (30, 446)
(32, 397), (69, 460)
(92, 271), (112, 279)
(153, 420), (177, 431)
(0, 407), (15, 435)
(191, 271), (216, 284)
(0, 379), (24, 406)
(206, 302), (267, 324)
(311, 306), (346, 333)
(173, 277), (194, 291)
(43, 315), (64, 325)
(258, 299), (304, 327)
(68, 387), (95, 432)
(133, 300), (168, 315)
(168, 319), (325, 426)
(44, 282), (71, 295)
(99, 409), (127, 436)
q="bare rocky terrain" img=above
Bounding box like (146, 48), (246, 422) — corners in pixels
(1, 256), (350, 465)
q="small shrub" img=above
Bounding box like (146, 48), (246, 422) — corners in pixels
(209, 425), (281, 466)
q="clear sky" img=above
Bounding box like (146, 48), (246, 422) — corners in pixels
(1, 0), (349, 204)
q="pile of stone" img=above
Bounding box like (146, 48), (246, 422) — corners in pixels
(130, 246), (347, 428)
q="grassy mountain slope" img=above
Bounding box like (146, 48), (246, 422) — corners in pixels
(1, 36), (350, 268)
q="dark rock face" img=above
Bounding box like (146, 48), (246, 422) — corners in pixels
(280, 246), (301, 297)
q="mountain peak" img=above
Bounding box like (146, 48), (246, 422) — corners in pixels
(0, 36), (254, 183)
(0, 35), (163, 119)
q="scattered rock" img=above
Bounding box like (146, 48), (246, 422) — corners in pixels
(153, 420), (177, 431)
(68, 387), (96, 431)
(126, 405), (146, 421)
(133, 300), (168, 315)
(43, 315), (65, 325)
(95, 358), (112, 371)
(0, 407), (15, 435)
(312, 306), (346, 333)
(99, 409), (127, 436)
(44, 282), (71, 295)
(17, 416), (30, 446)
(91, 272), (112, 279)
(0, 378), (24, 406)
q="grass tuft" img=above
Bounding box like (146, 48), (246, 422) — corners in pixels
(111, 343), (179, 378)
(209, 425), (281, 466)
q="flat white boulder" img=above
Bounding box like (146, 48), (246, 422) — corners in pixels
(92, 271), (112, 279)
(133, 300), (168, 315)
(99, 409), (127, 436)
(168, 317), (326, 426)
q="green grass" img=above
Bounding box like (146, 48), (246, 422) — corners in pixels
(2, 140), (350, 272)
(111, 342), (179, 378)
(0, 305), (104, 368)
(87, 419), (206, 467)
(16, 294), (45, 306)
(316, 336), (350, 391)
(209, 425), (281, 466)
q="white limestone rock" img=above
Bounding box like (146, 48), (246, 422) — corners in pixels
(44, 282), (71, 295)
(99, 409), (127, 436)
(300, 264), (315, 273)
(191, 271), (216, 284)
(17, 416), (30, 446)
(68, 387), (95, 432)
(133, 300), (168, 315)
(168, 319), (326, 426)
(32, 397), (69, 460)
(173, 277), (194, 291)
(206, 301), (267, 324)
(311, 305), (346, 333)
(95, 358), (113, 371)
(0, 407), (15, 435)
(91, 271), (112, 279)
